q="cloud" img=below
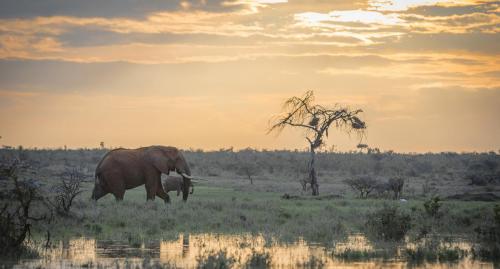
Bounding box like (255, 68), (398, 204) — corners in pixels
(291, 0), (499, 48)
(368, 0), (480, 11)
(295, 10), (404, 26)
(0, 0), (497, 64)
(373, 32), (500, 54)
(0, 0), (263, 19)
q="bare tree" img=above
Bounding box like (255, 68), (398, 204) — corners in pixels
(49, 167), (86, 215)
(268, 91), (366, 195)
(0, 159), (46, 255)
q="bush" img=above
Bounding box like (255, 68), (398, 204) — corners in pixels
(466, 159), (499, 186)
(472, 205), (500, 260)
(423, 196), (442, 218)
(365, 204), (411, 241)
(344, 175), (378, 198)
(0, 159), (46, 255)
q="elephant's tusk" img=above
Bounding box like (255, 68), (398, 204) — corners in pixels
(181, 173), (194, 179)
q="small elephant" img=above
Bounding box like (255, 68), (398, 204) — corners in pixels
(163, 176), (194, 197)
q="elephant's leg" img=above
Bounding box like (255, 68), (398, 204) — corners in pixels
(145, 174), (161, 201)
(113, 190), (125, 201)
(103, 171), (125, 201)
(111, 181), (125, 201)
(156, 187), (171, 203)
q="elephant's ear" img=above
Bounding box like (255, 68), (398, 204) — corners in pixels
(149, 149), (174, 174)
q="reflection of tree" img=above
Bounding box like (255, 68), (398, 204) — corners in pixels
(182, 233), (189, 257)
(269, 91), (366, 195)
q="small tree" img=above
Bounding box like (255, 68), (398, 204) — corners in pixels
(344, 175), (378, 198)
(235, 155), (259, 185)
(236, 160), (259, 185)
(268, 91), (366, 195)
(50, 167), (86, 215)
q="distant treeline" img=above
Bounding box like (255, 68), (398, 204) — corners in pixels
(1, 147), (499, 186)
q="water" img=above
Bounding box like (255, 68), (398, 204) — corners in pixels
(1, 234), (496, 269)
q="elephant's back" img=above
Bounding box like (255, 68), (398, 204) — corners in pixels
(96, 148), (143, 174)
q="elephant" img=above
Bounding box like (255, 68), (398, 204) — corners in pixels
(162, 176), (194, 197)
(91, 146), (193, 203)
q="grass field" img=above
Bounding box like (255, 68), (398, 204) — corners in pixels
(2, 148), (499, 264)
(33, 181), (497, 247)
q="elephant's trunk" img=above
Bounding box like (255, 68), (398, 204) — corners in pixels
(181, 178), (191, 201)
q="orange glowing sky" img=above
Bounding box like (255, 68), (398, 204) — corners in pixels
(0, 0), (499, 152)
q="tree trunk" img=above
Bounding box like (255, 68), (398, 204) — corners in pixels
(246, 169), (253, 184)
(309, 146), (319, 196)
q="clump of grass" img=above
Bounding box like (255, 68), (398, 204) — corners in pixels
(196, 250), (235, 269)
(405, 245), (466, 263)
(365, 204), (411, 241)
(84, 223), (103, 235)
(298, 255), (324, 269)
(245, 249), (271, 268)
(333, 248), (387, 261)
(125, 232), (143, 248)
(471, 205), (500, 261)
(140, 256), (179, 269)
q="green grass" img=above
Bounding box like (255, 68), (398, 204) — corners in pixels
(30, 183), (498, 247)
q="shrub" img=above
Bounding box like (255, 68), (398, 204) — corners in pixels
(423, 196), (442, 218)
(344, 175), (378, 198)
(466, 159), (499, 186)
(472, 205), (500, 260)
(365, 204), (411, 241)
(0, 159), (46, 255)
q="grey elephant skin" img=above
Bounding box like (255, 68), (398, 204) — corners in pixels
(162, 176), (194, 197)
(92, 146), (193, 203)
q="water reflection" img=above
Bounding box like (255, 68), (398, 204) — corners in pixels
(2, 234), (496, 269)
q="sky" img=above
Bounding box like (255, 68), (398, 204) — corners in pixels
(0, 0), (499, 152)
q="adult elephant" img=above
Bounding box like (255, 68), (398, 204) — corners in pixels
(91, 146), (193, 203)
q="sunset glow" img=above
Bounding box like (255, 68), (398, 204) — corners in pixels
(0, 0), (498, 152)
